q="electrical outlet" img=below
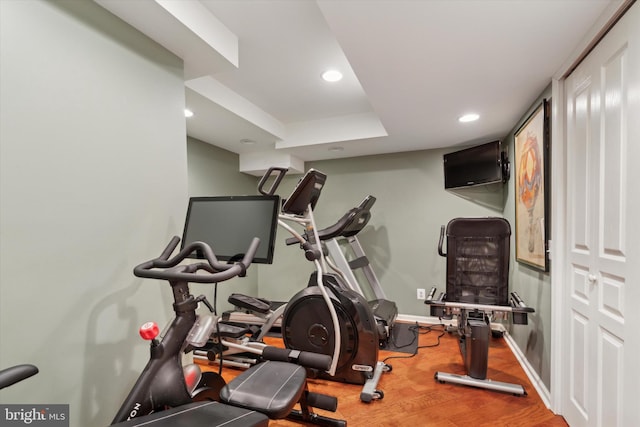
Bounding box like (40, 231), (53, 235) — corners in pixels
(417, 288), (426, 300)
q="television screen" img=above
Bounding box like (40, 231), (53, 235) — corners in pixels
(180, 195), (280, 264)
(443, 140), (504, 189)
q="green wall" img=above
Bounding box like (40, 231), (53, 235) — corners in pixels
(502, 85), (554, 390)
(187, 137), (257, 197)
(0, 1), (187, 425)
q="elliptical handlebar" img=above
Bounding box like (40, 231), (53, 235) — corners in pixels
(258, 167), (288, 196)
(284, 194), (376, 245)
(134, 236), (260, 283)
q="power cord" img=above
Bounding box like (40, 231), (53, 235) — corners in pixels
(382, 322), (446, 363)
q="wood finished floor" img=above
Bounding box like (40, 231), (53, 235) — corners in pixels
(199, 322), (568, 427)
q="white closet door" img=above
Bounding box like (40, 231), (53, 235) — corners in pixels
(562, 4), (639, 427)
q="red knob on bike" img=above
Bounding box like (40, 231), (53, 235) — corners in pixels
(139, 322), (159, 340)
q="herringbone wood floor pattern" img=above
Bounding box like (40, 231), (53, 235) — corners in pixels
(201, 322), (568, 427)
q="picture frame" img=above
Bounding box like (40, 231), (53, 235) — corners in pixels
(514, 99), (550, 272)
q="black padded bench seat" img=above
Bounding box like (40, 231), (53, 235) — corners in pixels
(220, 360), (307, 419)
(109, 401), (268, 427)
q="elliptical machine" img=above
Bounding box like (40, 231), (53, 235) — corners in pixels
(188, 167), (389, 402)
(291, 195), (398, 348)
(265, 168), (390, 402)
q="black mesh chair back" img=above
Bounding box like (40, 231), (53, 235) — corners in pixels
(444, 217), (510, 306)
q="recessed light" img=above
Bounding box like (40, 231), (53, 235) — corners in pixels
(240, 138), (256, 145)
(184, 109), (194, 118)
(459, 113), (479, 123)
(322, 69), (343, 82)
(328, 146), (344, 152)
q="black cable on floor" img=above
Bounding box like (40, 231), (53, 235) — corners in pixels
(382, 322), (446, 363)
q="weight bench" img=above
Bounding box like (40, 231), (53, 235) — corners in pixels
(424, 217), (534, 395)
(1, 365), (267, 427)
(113, 351), (345, 426)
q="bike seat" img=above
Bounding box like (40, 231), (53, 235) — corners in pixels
(109, 401), (267, 427)
(220, 360), (306, 419)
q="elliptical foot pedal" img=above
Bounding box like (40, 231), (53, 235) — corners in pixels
(228, 293), (271, 314)
(215, 321), (251, 339)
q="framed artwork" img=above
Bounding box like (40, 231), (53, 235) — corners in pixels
(514, 99), (550, 271)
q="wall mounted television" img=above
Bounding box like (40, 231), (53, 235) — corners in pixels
(180, 195), (280, 264)
(443, 140), (509, 189)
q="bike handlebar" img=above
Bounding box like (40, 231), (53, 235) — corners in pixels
(0, 364), (39, 390)
(133, 236), (260, 283)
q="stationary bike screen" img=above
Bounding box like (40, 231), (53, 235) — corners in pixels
(181, 195), (280, 264)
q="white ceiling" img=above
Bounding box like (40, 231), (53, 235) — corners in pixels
(95, 0), (618, 175)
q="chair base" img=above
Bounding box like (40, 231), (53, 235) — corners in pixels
(434, 371), (527, 396)
(360, 361), (389, 402)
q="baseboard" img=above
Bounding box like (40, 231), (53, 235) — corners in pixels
(502, 330), (552, 408)
(396, 313), (552, 408)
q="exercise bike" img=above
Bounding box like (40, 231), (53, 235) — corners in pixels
(424, 217), (535, 396)
(110, 236), (346, 426)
